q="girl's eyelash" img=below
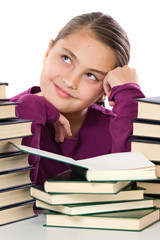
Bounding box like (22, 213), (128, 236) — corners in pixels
(86, 73), (99, 81)
(62, 55), (71, 63)
(61, 56), (100, 81)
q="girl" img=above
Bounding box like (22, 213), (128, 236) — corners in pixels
(11, 12), (145, 184)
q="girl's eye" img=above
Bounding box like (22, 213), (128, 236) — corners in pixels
(62, 55), (72, 64)
(86, 73), (98, 81)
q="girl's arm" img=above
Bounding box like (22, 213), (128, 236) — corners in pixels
(103, 66), (145, 153)
(10, 93), (61, 182)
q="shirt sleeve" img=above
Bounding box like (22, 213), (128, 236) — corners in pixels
(108, 83), (145, 153)
(10, 91), (60, 183)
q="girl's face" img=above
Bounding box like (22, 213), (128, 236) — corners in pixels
(40, 31), (117, 115)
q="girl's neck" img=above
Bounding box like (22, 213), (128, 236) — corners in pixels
(63, 109), (88, 139)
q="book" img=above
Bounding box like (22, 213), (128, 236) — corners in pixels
(130, 137), (160, 161)
(10, 143), (157, 181)
(0, 136), (32, 154)
(43, 180), (132, 194)
(155, 164), (160, 178)
(136, 96), (160, 121)
(36, 197), (155, 216)
(0, 200), (36, 226)
(144, 194), (160, 208)
(0, 82), (8, 100)
(132, 118), (160, 139)
(0, 118), (33, 139)
(136, 180), (160, 195)
(0, 183), (34, 208)
(0, 151), (29, 174)
(0, 101), (18, 119)
(44, 208), (160, 231)
(0, 166), (33, 191)
(44, 173), (131, 194)
(31, 184), (144, 205)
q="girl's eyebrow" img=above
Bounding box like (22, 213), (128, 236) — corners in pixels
(62, 48), (77, 61)
(87, 68), (108, 76)
(62, 47), (108, 76)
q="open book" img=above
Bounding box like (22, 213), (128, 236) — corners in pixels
(10, 143), (157, 181)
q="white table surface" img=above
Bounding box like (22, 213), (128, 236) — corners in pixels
(0, 210), (160, 240)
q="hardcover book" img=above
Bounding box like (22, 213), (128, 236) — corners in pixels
(0, 82), (8, 100)
(36, 197), (155, 215)
(136, 180), (160, 195)
(0, 151), (29, 174)
(0, 166), (33, 191)
(10, 143), (157, 181)
(44, 175), (131, 194)
(0, 101), (18, 120)
(0, 183), (34, 208)
(0, 119), (33, 139)
(0, 136), (33, 154)
(130, 137), (160, 161)
(132, 118), (160, 139)
(0, 200), (36, 226)
(30, 184), (145, 205)
(136, 96), (160, 121)
(44, 208), (159, 231)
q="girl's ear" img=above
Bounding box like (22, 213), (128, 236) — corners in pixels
(97, 93), (106, 103)
(43, 39), (54, 64)
(96, 94), (106, 107)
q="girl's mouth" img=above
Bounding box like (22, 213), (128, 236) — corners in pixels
(54, 84), (74, 98)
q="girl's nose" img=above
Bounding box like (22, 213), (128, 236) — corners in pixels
(62, 71), (80, 90)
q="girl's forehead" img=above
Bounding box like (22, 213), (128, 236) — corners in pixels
(57, 31), (113, 56)
(56, 32), (117, 70)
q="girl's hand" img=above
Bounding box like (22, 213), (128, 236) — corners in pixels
(36, 91), (72, 142)
(103, 65), (139, 107)
(51, 113), (72, 143)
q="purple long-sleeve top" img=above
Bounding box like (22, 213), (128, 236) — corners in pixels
(10, 83), (145, 184)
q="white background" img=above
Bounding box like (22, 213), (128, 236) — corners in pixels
(0, 0), (160, 103)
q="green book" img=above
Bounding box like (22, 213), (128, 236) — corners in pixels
(37, 197), (155, 216)
(43, 170), (131, 194)
(10, 143), (157, 181)
(44, 208), (160, 231)
(31, 184), (144, 205)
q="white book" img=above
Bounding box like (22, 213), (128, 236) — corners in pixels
(10, 143), (157, 181)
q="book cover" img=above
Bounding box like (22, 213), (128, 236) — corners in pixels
(0, 82), (8, 100)
(136, 181), (160, 195)
(44, 208), (159, 231)
(0, 151), (29, 174)
(36, 197), (155, 215)
(44, 171), (131, 194)
(0, 183), (34, 208)
(136, 96), (160, 121)
(0, 101), (18, 120)
(136, 96), (160, 105)
(31, 184), (144, 205)
(0, 200), (37, 226)
(130, 137), (160, 162)
(0, 166), (33, 191)
(132, 118), (160, 139)
(10, 143), (157, 181)
(0, 119), (34, 139)
(0, 135), (33, 154)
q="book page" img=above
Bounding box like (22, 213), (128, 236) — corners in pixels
(10, 143), (154, 171)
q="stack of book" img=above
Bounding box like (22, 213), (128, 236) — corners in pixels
(130, 96), (160, 207)
(11, 144), (160, 231)
(0, 82), (36, 226)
